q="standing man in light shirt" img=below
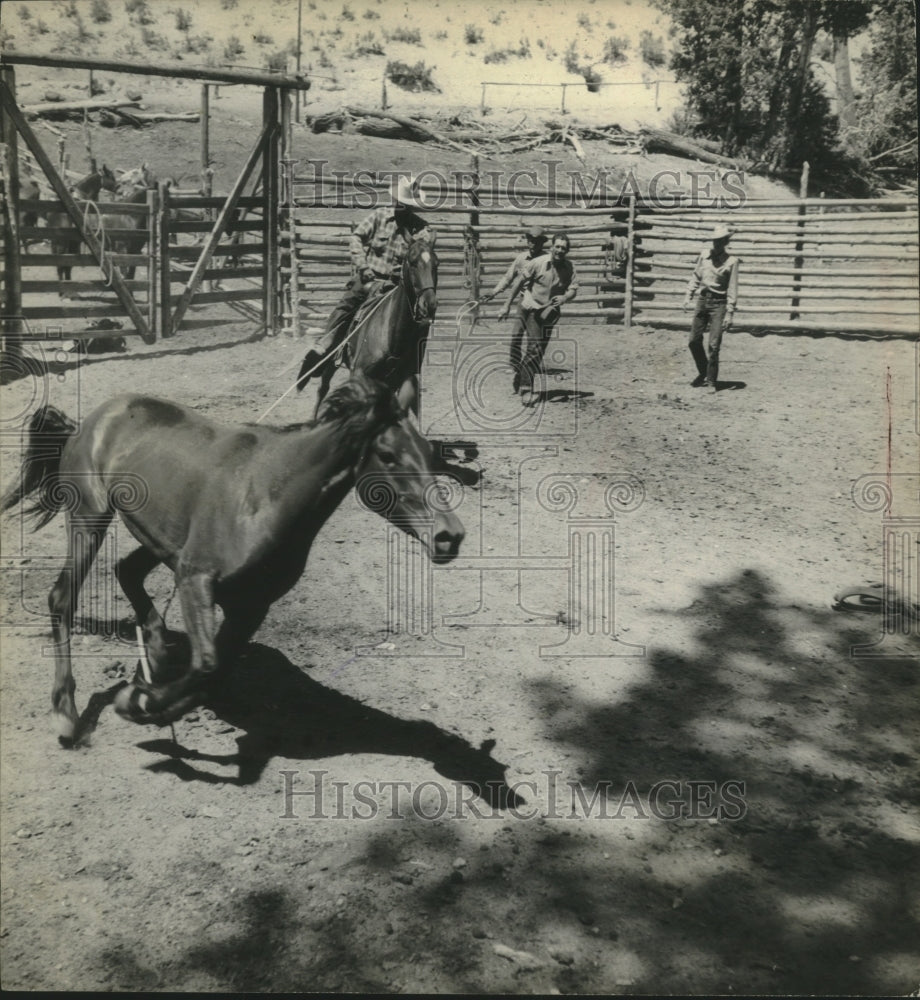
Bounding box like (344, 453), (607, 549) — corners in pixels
(482, 226), (548, 393)
(683, 225), (740, 393)
(499, 233), (579, 405)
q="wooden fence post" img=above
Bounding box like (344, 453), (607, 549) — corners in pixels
(560, 83), (567, 114)
(158, 180), (172, 337)
(283, 156), (299, 337)
(1, 64), (23, 367)
(200, 84), (211, 198)
(469, 153), (481, 318)
(262, 85), (280, 336)
(791, 160), (809, 320)
(279, 88), (295, 336)
(146, 185), (158, 339)
(624, 192), (636, 328)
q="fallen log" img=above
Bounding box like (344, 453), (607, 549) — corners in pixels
(353, 119), (428, 141)
(309, 111), (348, 133)
(129, 110), (198, 123)
(344, 106), (471, 155)
(23, 98), (141, 118)
(100, 108), (143, 127)
(639, 127), (740, 167)
(100, 107), (199, 126)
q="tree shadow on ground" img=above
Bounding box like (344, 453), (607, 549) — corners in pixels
(136, 642), (522, 811)
(100, 569), (919, 994)
(516, 567), (919, 993)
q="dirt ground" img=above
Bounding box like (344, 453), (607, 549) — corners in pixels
(2, 59), (919, 997)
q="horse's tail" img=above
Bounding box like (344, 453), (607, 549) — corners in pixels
(0, 405), (79, 531)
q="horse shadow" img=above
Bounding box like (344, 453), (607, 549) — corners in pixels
(135, 642), (523, 810)
(433, 439), (481, 487)
(539, 388), (595, 404)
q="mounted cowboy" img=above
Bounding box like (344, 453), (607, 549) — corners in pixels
(297, 174), (434, 390)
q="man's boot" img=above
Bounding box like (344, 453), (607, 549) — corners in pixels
(296, 349), (329, 390)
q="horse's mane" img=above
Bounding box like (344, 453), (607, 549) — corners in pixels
(314, 376), (404, 451)
(316, 375), (402, 423)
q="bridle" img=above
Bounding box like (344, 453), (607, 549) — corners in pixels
(401, 243), (438, 323)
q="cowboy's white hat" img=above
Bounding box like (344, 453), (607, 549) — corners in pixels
(711, 224), (732, 241)
(393, 175), (430, 209)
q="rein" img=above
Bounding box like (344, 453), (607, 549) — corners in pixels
(256, 289), (396, 425)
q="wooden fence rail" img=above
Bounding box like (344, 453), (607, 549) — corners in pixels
(290, 172), (918, 339)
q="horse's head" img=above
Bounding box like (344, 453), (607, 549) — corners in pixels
(116, 163), (155, 199)
(71, 168), (104, 201)
(355, 401), (464, 565)
(100, 164), (118, 194)
(402, 234), (438, 324)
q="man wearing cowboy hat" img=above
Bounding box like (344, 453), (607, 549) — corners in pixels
(297, 175), (433, 389)
(683, 224), (739, 392)
(482, 225), (548, 392)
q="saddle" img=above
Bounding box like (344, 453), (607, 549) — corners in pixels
(333, 278), (397, 366)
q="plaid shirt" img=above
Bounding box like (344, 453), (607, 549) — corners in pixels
(350, 207), (431, 277)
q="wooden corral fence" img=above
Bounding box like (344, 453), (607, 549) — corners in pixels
(632, 198), (919, 336)
(286, 162), (634, 335)
(288, 165), (918, 340)
(0, 52), (309, 359)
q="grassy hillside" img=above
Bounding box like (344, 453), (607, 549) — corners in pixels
(2, 0), (679, 126)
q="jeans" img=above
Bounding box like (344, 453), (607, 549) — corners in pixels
(314, 276), (372, 354)
(689, 293), (726, 384)
(508, 313), (525, 372)
(516, 305), (560, 390)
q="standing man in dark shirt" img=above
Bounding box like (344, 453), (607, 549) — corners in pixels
(683, 225), (740, 392)
(297, 175), (432, 390)
(499, 233), (579, 406)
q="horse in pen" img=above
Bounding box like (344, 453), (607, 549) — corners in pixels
(43, 164), (117, 282)
(0, 375), (465, 746)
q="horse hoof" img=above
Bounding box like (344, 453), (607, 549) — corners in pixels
(55, 713), (78, 746)
(114, 683), (152, 723)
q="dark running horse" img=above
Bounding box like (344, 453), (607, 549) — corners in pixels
(1, 376), (464, 745)
(46, 165), (118, 281)
(310, 236), (439, 418)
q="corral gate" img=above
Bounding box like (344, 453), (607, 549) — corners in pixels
(1, 52), (310, 359)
